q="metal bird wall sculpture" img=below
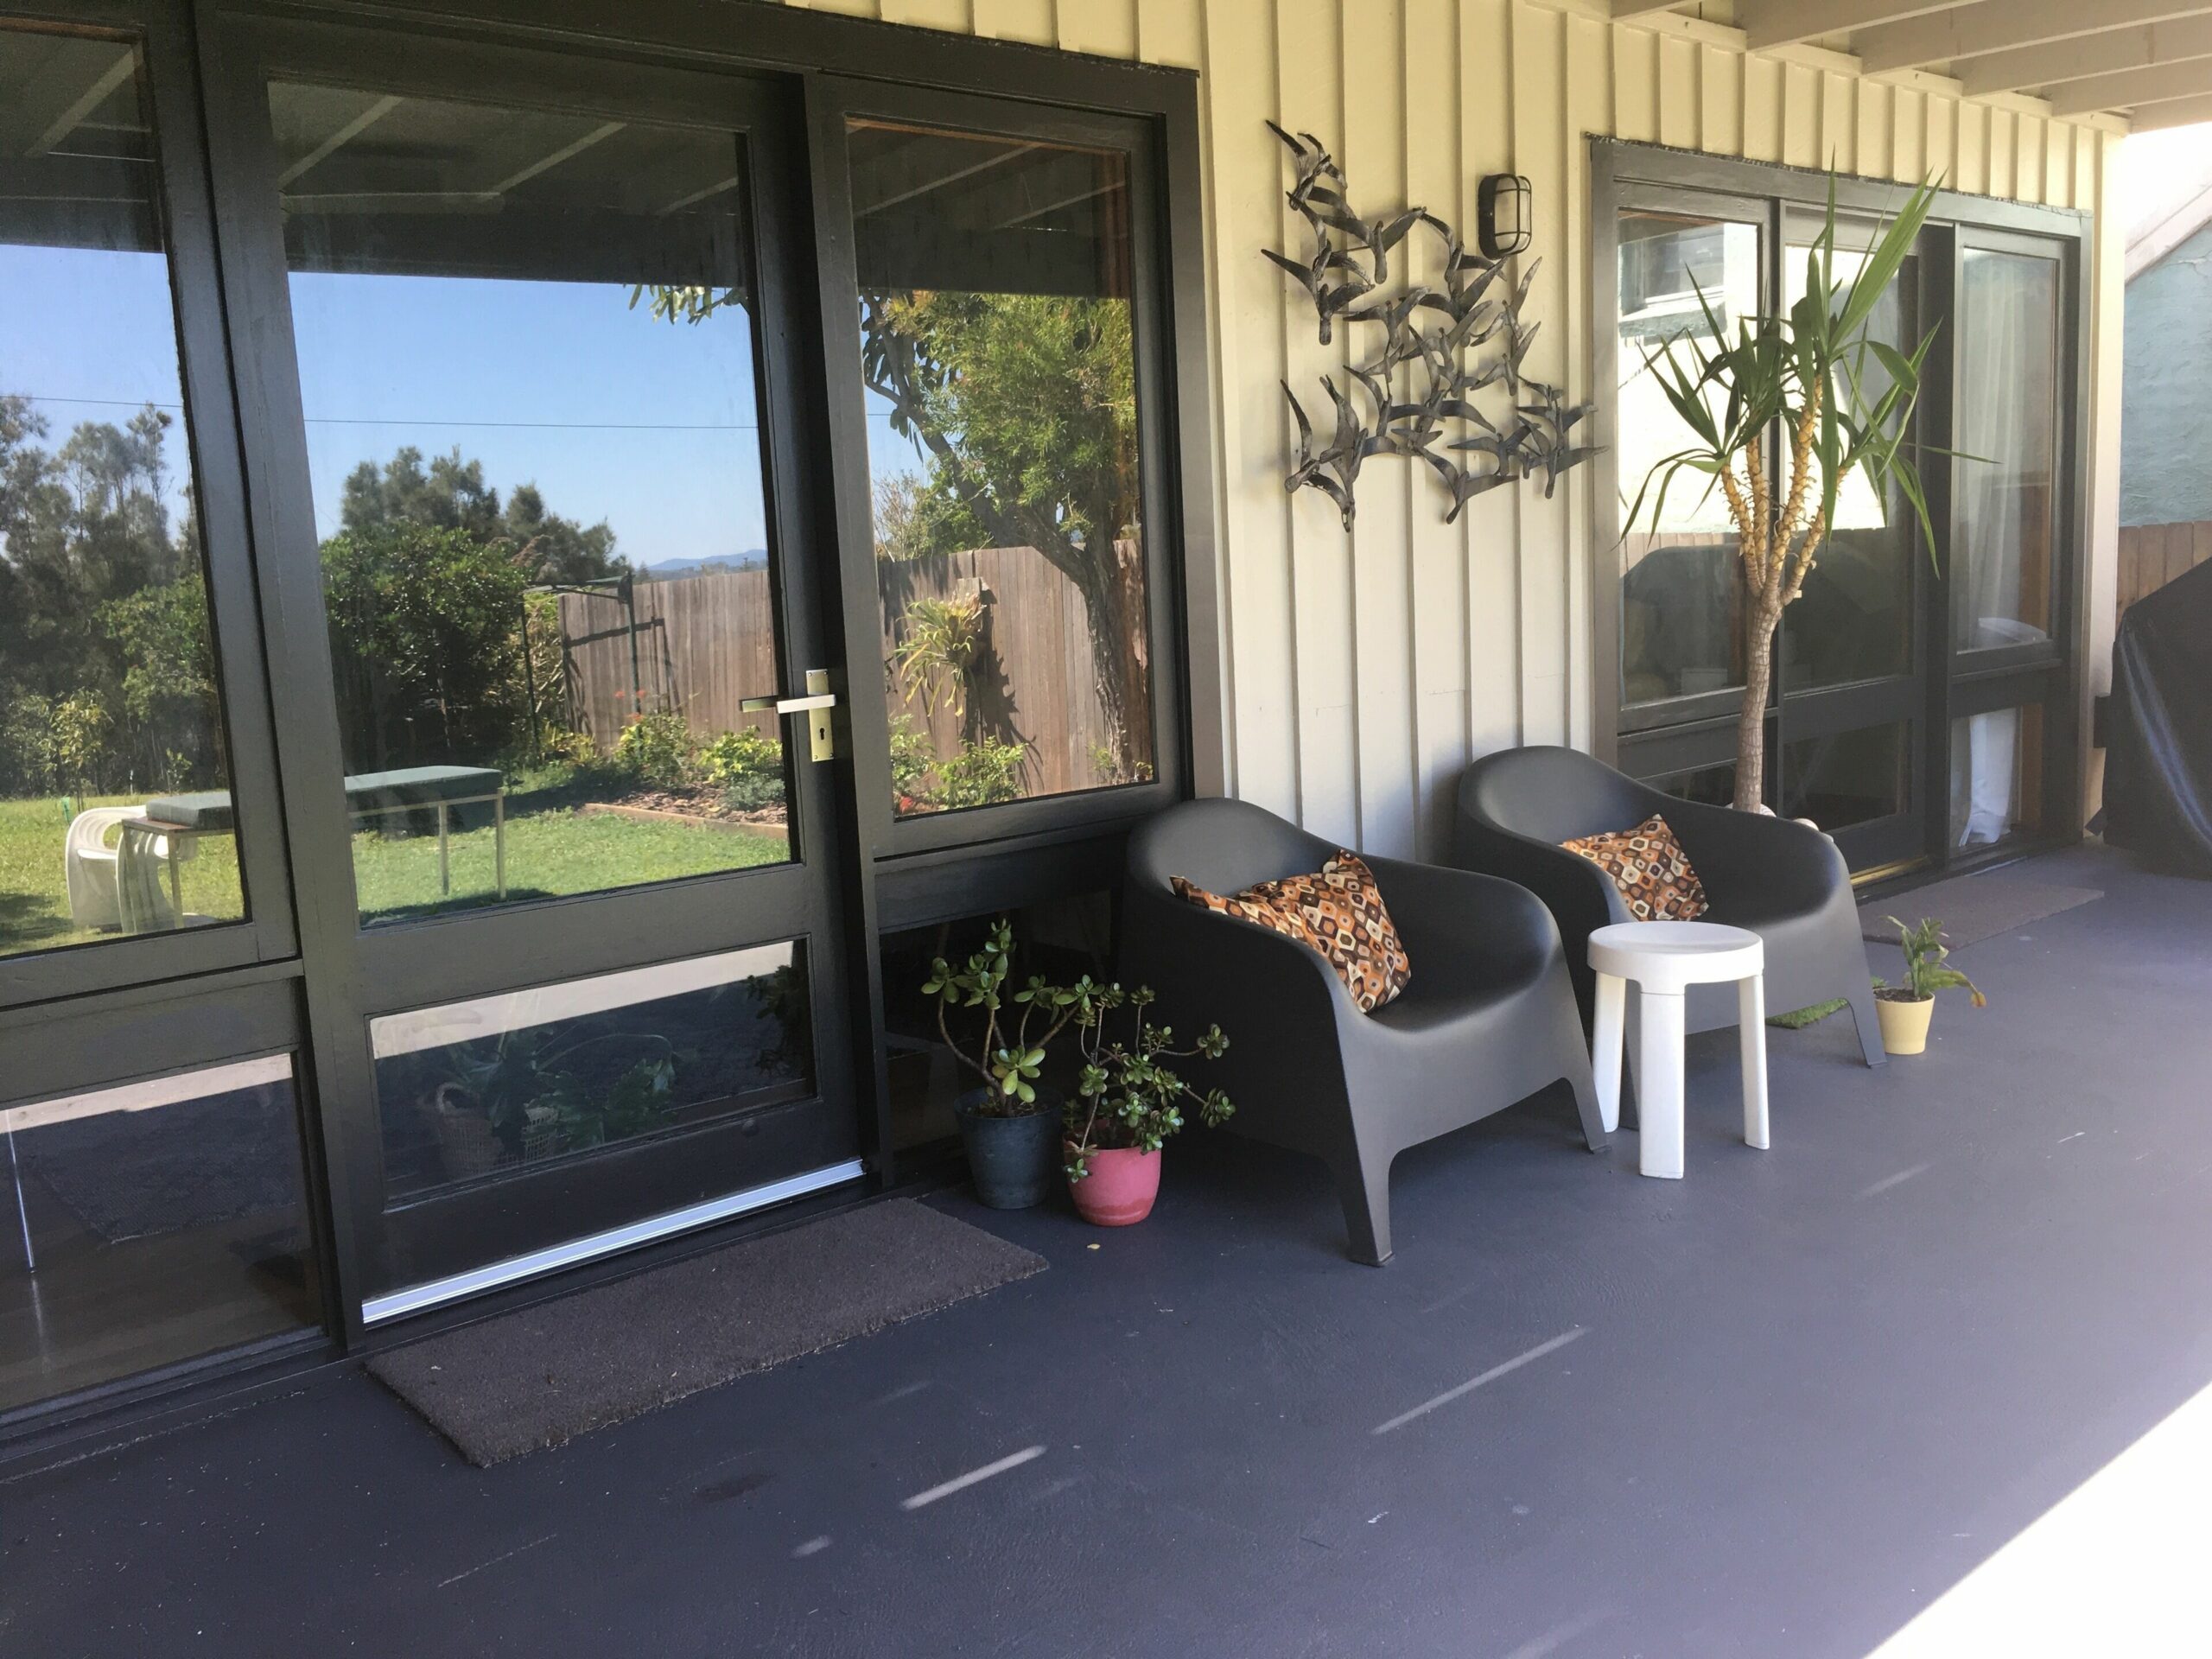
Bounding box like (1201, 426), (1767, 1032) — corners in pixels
(1266, 124), (1599, 527)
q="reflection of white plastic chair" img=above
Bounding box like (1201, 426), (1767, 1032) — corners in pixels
(64, 807), (195, 931)
(64, 806), (143, 931)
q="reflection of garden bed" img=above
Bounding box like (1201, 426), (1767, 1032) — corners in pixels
(581, 789), (788, 838)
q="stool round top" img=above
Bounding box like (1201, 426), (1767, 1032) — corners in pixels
(1587, 920), (1762, 989)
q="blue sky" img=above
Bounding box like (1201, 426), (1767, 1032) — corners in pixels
(4, 244), (926, 570)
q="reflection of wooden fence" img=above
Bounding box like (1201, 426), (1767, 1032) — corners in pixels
(2119, 521), (2212, 614)
(556, 549), (1116, 798)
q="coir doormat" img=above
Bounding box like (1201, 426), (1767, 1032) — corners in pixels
(368, 1198), (1045, 1465)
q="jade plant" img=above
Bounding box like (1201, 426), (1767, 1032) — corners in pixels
(1061, 984), (1234, 1182)
(1875, 915), (1986, 1007)
(922, 918), (1103, 1116)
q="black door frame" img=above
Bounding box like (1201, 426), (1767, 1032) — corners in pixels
(1, 0), (1215, 1398)
(1591, 138), (2090, 880)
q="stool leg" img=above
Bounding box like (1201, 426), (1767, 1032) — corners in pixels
(437, 803), (451, 896)
(1637, 988), (1686, 1179)
(1738, 973), (1770, 1151)
(1592, 972), (1626, 1135)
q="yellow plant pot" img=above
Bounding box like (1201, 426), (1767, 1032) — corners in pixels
(1876, 992), (1935, 1057)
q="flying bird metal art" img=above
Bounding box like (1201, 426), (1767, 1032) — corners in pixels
(1265, 125), (1598, 526)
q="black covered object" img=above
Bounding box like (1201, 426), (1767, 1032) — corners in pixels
(2099, 557), (2212, 875)
(1122, 798), (1604, 1267)
(1453, 747), (1884, 1067)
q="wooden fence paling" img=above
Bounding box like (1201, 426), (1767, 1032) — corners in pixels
(2118, 521), (2212, 616)
(557, 550), (1119, 798)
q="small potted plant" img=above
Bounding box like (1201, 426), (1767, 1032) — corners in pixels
(1873, 916), (1986, 1057)
(923, 920), (1100, 1210)
(1061, 985), (1234, 1227)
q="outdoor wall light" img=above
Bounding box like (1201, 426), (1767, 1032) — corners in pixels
(1478, 173), (1532, 258)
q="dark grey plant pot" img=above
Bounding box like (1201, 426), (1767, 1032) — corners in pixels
(954, 1086), (1062, 1211)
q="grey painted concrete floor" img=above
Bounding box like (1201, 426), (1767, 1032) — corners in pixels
(5, 842), (2209, 1658)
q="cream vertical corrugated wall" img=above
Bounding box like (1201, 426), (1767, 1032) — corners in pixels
(778, 0), (2127, 859)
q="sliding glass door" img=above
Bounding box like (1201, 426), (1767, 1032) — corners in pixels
(1595, 143), (2084, 880)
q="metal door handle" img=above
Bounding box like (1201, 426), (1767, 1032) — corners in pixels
(740, 670), (838, 760)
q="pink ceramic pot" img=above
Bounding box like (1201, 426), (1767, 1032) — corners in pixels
(1067, 1146), (1161, 1226)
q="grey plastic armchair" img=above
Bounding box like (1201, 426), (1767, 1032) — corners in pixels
(1452, 746), (1884, 1069)
(1122, 798), (1605, 1266)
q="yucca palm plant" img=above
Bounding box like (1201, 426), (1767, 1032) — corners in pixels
(1624, 177), (1942, 812)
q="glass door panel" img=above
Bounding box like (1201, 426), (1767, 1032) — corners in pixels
(848, 118), (1156, 819)
(1615, 207), (1761, 712)
(0, 29), (250, 958)
(270, 82), (798, 926)
(1777, 227), (1929, 871)
(218, 23), (861, 1304)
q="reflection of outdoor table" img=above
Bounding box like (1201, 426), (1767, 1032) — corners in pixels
(138, 766), (507, 922)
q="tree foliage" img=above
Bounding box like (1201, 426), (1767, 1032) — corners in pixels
(340, 446), (627, 585)
(320, 520), (533, 766)
(0, 392), (222, 796)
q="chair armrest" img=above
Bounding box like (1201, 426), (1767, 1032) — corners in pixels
(1362, 856), (1562, 976)
(1451, 815), (1626, 950)
(1120, 880), (1354, 1039)
(1656, 796), (1849, 913)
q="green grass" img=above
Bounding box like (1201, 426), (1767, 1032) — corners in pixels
(0, 783), (785, 954)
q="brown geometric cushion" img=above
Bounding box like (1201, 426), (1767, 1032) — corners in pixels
(1560, 813), (1709, 922)
(1171, 849), (1412, 1013)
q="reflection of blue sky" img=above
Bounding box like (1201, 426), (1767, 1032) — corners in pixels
(3, 243), (932, 569)
(0, 245), (194, 531)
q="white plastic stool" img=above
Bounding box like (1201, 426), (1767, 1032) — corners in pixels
(1588, 920), (1769, 1179)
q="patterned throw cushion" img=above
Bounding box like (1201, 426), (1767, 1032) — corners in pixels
(1171, 850), (1413, 1013)
(1560, 813), (1709, 922)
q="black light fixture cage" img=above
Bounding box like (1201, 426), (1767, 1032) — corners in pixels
(1478, 172), (1532, 258)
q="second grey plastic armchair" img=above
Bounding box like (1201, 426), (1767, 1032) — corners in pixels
(1452, 746), (1885, 1068)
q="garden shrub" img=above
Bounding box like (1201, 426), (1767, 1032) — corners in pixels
(614, 711), (695, 789)
(699, 726), (782, 787)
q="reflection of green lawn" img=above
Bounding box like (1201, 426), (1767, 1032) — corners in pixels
(352, 803), (787, 922)
(0, 788), (785, 952)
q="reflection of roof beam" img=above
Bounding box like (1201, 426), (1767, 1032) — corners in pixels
(485, 121), (623, 194)
(855, 142), (1036, 218)
(1738, 1), (1956, 52)
(1858, 2), (2212, 77)
(658, 174), (740, 215)
(1959, 16), (2212, 95)
(996, 181), (1116, 230)
(276, 94), (401, 188)
(28, 52), (136, 156)
(1611, 2), (1684, 16)
(2050, 58), (2212, 116)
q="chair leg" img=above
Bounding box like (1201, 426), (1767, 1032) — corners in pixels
(1331, 1147), (1394, 1267)
(1846, 970), (1886, 1068)
(1637, 989), (1687, 1179)
(1591, 971), (1625, 1135)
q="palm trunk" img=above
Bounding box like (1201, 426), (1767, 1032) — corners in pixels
(1735, 596), (1780, 812)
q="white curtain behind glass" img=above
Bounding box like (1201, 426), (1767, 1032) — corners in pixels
(1951, 251), (2056, 845)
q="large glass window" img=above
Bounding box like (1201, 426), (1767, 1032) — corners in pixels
(369, 943), (815, 1199)
(1782, 721), (1910, 832)
(849, 121), (1154, 817)
(272, 81), (796, 926)
(0, 31), (247, 959)
(1955, 249), (2058, 655)
(1616, 209), (1760, 705)
(1, 1056), (318, 1411)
